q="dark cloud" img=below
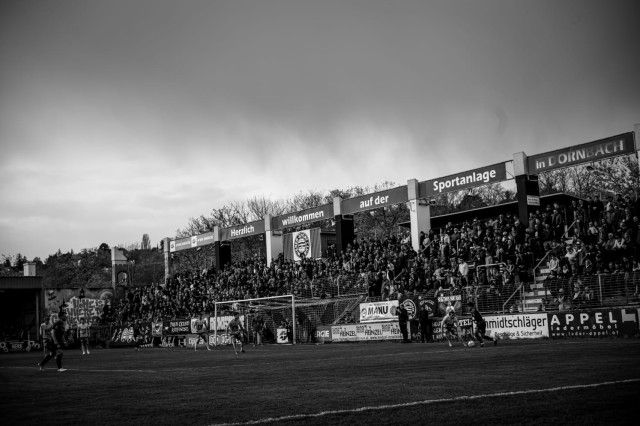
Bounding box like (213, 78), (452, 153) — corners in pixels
(1, 0), (639, 258)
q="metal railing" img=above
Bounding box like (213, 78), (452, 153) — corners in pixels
(502, 283), (524, 313)
(543, 272), (640, 310)
(463, 272), (640, 315)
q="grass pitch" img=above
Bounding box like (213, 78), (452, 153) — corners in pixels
(1, 339), (640, 425)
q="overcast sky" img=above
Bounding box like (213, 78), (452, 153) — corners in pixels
(1, 0), (639, 260)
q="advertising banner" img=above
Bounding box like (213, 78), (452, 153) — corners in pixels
(220, 220), (265, 241)
(330, 322), (407, 342)
(527, 195), (541, 206)
(342, 186), (408, 215)
(185, 335), (216, 347)
(170, 232), (216, 253)
(419, 162), (508, 198)
(277, 328), (289, 344)
(527, 132), (635, 174)
(209, 315), (245, 332)
(273, 204), (334, 230)
(209, 334), (233, 346)
(547, 309), (624, 338)
(359, 300), (400, 323)
(431, 317), (473, 341)
(170, 237), (192, 253)
(0, 340), (40, 353)
(315, 326), (332, 342)
(485, 313), (548, 339)
(164, 319), (191, 335)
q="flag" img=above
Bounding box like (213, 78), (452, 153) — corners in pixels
(283, 228), (322, 261)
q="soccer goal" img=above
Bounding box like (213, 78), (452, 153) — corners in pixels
(212, 294), (366, 345)
(213, 295), (297, 345)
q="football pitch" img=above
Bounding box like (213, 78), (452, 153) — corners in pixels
(2, 339), (640, 425)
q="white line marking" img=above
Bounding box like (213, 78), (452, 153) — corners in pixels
(0, 366), (157, 373)
(212, 378), (640, 425)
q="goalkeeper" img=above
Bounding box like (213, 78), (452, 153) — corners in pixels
(227, 312), (246, 355)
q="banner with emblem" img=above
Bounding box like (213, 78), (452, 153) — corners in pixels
(400, 298), (418, 320)
(359, 300), (399, 323)
(283, 228), (322, 261)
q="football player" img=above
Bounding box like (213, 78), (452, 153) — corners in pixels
(468, 302), (497, 347)
(440, 309), (462, 347)
(193, 314), (211, 351)
(37, 311), (68, 372)
(227, 312), (246, 355)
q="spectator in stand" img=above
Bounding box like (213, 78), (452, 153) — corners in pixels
(457, 258), (469, 286)
(555, 288), (569, 312)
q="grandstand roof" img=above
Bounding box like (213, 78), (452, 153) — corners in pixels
(400, 193), (582, 229)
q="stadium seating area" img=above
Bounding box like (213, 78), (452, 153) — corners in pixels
(109, 195), (640, 323)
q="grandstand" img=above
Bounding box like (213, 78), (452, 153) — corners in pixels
(1, 129), (639, 346)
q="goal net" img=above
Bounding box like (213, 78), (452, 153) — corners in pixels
(212, 294), (364, 345)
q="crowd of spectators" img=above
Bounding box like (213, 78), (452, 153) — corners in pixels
(108, 195), (640, 324)
(541, 194), (640, 310)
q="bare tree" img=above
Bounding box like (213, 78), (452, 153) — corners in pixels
(246, 196), (286, 220)
(286, 190), (326, 211)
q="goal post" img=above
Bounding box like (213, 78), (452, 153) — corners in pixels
(213, 294), (296, 345)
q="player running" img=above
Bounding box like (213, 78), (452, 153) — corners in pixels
(468, 302), (497, 347)
(227, 312), (246, 355)
(193, 314), (211, 351)
(77, 316), (91, 355)
(440, 309), (463, 347)
(37, 311), (68, 372)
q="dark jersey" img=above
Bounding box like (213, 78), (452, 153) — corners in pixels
(228, 318), (243, 335)
(51, 320), (65, 343)
(397, 306), (409, 323)
(471, 309), (486, 326)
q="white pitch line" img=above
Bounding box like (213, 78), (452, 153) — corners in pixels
(0, 366), (157, 373)
(211, 378), (640, 426)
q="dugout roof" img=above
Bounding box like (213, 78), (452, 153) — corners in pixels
(0, 276), (43, 290)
